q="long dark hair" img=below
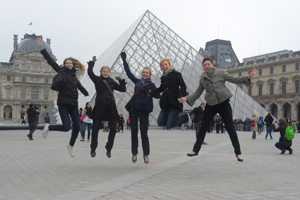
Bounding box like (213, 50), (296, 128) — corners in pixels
(84, 102), (92, 117)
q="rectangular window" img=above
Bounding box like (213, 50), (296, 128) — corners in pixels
(282, 81), (286, 94)
(295, 80), (300, 93)
(296, 63), (299, 71)
(32, 62), (38, 72)
(259, 69), (262, 76)
(270, 82), (274, 95)
(270, 67), (274, 74)
(6, 88), (11, 99)
(238, 72), (241, 76)
(258, 84), (262, 96)
(282, 65), (286, 72)
(21, 88), (26, 99)
(44, 90), (49, 100)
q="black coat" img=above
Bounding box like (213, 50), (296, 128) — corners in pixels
(41, 49), (88, 106)
(27, 107), (39, 123)
(153, 70), (187, 111)
(88, 62), (126, 121)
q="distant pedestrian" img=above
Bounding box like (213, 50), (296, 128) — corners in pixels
(118, 114), (124, 133)
(264, 112), (274, 140)
(45, 113), (50, 123)
(21, 113), (26, 125)
(190, 103), (207, 144)
(26, 104), (39, 140)
(250, 114), (258, 139)
(126, 117), (131, 130)
(80, 102), (93, 142)
(258, 116), (264, 134)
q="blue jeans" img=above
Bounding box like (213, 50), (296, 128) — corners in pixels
(81, 122), (92, 139)
(130, 108), (150, 156)
(265, 126), (273, 139)
(49, 104), (80, 146)
(157, 107), (188, 128)
(194, 122), (202, 138)
(275, 141), (292, 151)
(28, 121), (37, 136)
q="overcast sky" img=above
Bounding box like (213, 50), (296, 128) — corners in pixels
(1, 0), (299, 65)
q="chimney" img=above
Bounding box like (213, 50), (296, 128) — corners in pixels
(46, 38), (51, 46)
(13, 34), (18, 51)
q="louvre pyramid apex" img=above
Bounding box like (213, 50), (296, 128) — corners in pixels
(77, 10), (267, 125)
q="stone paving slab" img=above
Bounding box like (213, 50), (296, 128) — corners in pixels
(0, 128), (299, 200)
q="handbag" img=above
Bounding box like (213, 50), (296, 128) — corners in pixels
(80, 115), (85, 122)
(125, 82), (150, 111)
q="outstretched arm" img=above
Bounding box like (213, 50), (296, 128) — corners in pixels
(87, 61), (98, 83)
(38, 37), (61, 72)
(77, 81), (89, 96)
(121, 52), (138, 83)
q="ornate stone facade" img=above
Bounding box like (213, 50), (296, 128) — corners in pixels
(0, 34), (57, 123)
(227, 50), (300, 120)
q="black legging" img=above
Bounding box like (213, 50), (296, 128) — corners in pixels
(192, 99), (241, 156)
(90, 120), (117, 152)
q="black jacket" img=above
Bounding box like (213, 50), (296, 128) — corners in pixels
(153, 70), (187, 111)
(41, 49), (88, 106)
(88, 62), (126, 121)
(264, 114), (274, 126)
(190, 106), (204, 123)
(27, 107), (39, 123)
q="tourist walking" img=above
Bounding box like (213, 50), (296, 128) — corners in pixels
(178, 57), (256, 162)
(250, 114), (258, 139)
(264, 112), (274, 140)
(38, 37), (89, 157)
(80, 102), (93, 142)
(121, 52), (160, 164)
(26, 104), (39, 140)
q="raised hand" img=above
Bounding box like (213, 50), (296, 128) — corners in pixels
(92, 56), (97, 62)
(121, 52), (127, 61)
(115, 75), (122, 80)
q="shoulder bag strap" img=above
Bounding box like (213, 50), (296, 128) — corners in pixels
(103, 80), (114, 99)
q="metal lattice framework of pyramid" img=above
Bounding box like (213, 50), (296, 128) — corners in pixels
(78, 10), (267, 125)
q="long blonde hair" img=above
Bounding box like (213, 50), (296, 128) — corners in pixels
(63, 57), (86, 77)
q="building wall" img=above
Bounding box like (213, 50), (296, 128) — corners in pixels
(0, 38), (57, 123)
(228, 50), (300, 121)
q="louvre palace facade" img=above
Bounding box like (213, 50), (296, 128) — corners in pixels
(0, 34), (57, 123)
(227, 50), (300, 120)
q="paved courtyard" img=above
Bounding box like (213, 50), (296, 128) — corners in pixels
(0, 127), (299, 200)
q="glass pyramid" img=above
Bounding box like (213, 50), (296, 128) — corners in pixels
(78, 10), (267, 125)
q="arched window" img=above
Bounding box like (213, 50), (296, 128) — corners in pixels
(31, 88), (39, 99)
(3, 105), (13, 119)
